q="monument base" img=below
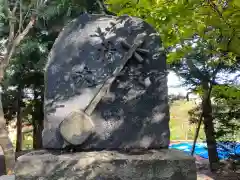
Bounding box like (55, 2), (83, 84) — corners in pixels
(15, 149), (196, 180)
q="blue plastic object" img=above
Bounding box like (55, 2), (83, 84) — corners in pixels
(169, 141), (240, 160)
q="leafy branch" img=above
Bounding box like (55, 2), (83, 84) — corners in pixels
(0, 0), (48, 81)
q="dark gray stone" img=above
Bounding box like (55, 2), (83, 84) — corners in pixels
(15, 149), (197, 180)
(0, 148), (5, 176)
(43, 13), (169, 149)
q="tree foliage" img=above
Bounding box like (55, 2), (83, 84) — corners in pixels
(213, 85), (240, 141)
(106, 0), (240, 169)
(106, 0), (240, 62)
(0, 0), (103, 174)
(1, 0), (104, 138)
(0, 0), (239, 173)
(1, 0), (104, 123)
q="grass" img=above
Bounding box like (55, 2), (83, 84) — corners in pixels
(169, 99), (205, 141)
(12, 132), (33, 151)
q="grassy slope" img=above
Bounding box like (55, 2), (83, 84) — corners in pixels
(170, 100), (205, 141)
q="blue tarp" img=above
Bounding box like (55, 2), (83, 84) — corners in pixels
(169, 142), (240, 160)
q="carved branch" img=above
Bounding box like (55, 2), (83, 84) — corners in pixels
(121, 38), (148, 63)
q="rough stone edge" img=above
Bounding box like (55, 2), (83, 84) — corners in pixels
(14, 149), (197, 180)
(16, 149), (194, 161)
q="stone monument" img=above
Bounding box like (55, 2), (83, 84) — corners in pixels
(42, 13), (170, 150)
(14, 14), (197, 179)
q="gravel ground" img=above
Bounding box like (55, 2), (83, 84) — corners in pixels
(197, 169), (240, 180)
(196, 157), (240, 180)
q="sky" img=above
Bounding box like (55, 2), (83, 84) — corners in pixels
(167, 71), (189, 96)
(167, 70), (240, 98)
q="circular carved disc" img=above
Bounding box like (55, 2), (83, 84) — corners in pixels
(59, 111), (95, 145)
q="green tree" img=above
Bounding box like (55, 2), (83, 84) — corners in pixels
(2, 35), (47, 150)
(106, 0), (240, 170)
(0, 0), (105, 174)
(173, 41), (239, 169)
(0, 0), (49, 173)
(212, 85), (240, 141)
(106, 0), (240, 57)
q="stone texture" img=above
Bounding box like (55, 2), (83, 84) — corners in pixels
(0, 148), (5, 176)
(59, 111), (95, 145)
(43, 13), (170, 149)
(15, 149), (196, 180)
(0, 175), (15, 180)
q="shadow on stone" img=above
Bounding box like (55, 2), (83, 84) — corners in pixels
(43, 13), (170, 150)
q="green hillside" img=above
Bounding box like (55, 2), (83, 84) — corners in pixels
(170, 100), (205, 141)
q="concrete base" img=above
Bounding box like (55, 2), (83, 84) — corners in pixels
(15, 149), (197, 180)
